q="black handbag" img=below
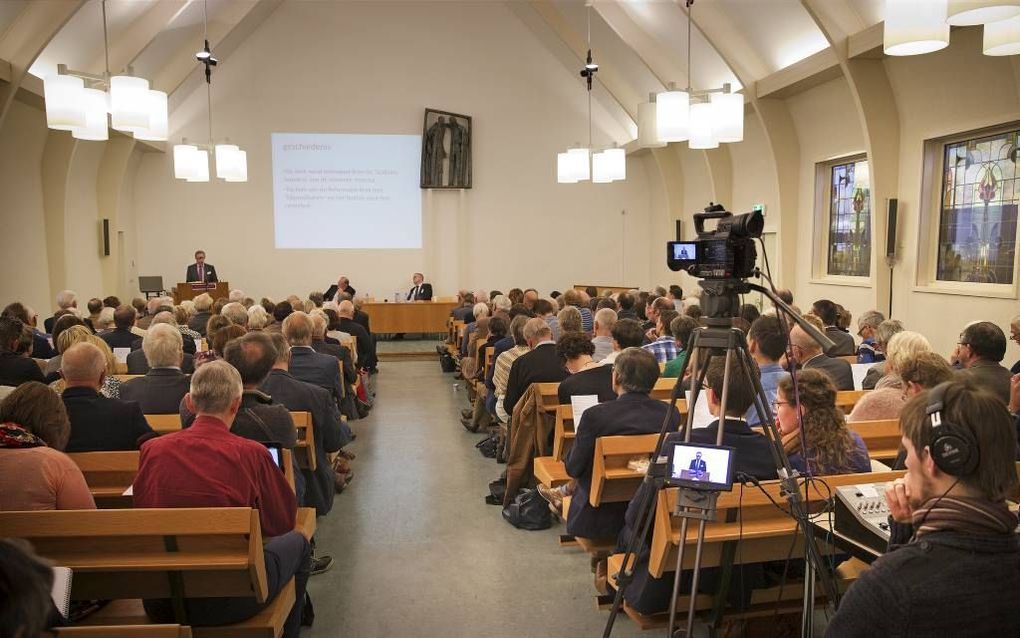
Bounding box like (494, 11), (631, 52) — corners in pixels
(501, 489), (552, 531)
(439, 352), (457, 373)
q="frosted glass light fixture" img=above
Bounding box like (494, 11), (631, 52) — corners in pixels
(71, 88), (110, 141)
(947, 0), (1020, 25)
(688, 101), (718, 150)
(602, 147), (625, 182)
(656, 86), (690, 143)
(215, 144), (248, 181)
(109, 75), (152, 133)
(710, 90), (744, 143)
(592, 151), (611, 183)
(173, 144), (200, 180)
(567, 147), (591, 182)
(43, 74), (86, 131)
(134, 90), (168, 141)
(638, 95), (666, 148)
(557, 152), (578, 183)
(186, 149), (210, 183)
(884, 0), (951, 56)
(984, 13), (1020, 54)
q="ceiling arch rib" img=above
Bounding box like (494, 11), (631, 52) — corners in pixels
(89, 0), (195, 77)
(0, 0), (86, 130)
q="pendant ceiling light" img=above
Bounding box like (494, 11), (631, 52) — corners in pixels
(656, 85), (690, 143)
(42, 0), (167, 141)
(637, 94), (667, 149)
(173, 0), (248, 183)
(947, 0), (1020, 25)
(984, 13), (1020, 54)
(884, 0), (951, 56)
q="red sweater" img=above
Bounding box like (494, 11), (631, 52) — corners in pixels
(133, 415), (296, 537)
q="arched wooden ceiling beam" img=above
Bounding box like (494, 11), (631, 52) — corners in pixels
(88, 0), (195, 76)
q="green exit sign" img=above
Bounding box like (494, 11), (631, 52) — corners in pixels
(752, 203), (766, 215)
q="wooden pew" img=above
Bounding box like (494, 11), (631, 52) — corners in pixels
(0, 508), (296, 638)
(552, 398), (688, 462)
(55, 627), (192, 637)
(538, 377), (683, 415)
(589, 434), (659, 507)
(146, 414), (182, 434)
(848, 418), (901, 462)
(607, 470), (905, 629)
(835, 389), (867, 412)
(290, 411), (317, 471)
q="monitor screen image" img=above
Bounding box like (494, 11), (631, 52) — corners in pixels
(667, 442), (736, 491)
(672, 242), (696, 261)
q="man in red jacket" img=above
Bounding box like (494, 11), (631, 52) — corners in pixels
(133, 360), (311, 638)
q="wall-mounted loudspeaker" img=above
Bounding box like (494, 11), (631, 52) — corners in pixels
(675, 219), (683, 241)
(886, 199), (898, 259)
(101, 219), (110, 257)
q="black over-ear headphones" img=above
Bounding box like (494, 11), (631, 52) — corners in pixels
(925, 381), (979, 476)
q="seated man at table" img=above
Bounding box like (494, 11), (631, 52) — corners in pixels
(614, 354), (778, 614)
(563, 348), (678, 540)
(826, 379), (1020, 636)
(133, 361), (311, 638)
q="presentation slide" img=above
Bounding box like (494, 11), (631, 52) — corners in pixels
(271, 133), (422, 249)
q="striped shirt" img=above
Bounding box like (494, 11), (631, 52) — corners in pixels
(642, 336), (678, 363)
(493, 346), (530, 397)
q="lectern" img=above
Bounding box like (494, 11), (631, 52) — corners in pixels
(174, 282), (229, 303)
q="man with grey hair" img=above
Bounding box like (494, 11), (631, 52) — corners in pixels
(284, 312), (346, 413)
(121, 324), (191, 413)
(592, 308), (617, 362)
(133, 359), (311, 637)
(863, 318), (905, 389)
(541, 348), (678, 536)
(127, 311), (196, 373)
(557, 306), (583, 334)
(452, 291), (476, 322)
(337, 300), (374, 371)
(308, 310), (359, 419)
(790, 322), (854, 390)
(44, 289), (78, 333)
(221, 302), (249, 328)
(856, 310), (886, 364)
(228, 289), (245, 303)
(62, 342), (153, 452)
(503, 317), (568, 417)
(188, 293), (214, 336)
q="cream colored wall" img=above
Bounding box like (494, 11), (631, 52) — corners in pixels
(0, 101), (51, 317)
(731, 116), (779, 232)
(129, 0), (656, 301)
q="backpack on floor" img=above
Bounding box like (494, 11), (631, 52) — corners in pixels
(502, 489), (551, 531)
(439, 352), (457, 373)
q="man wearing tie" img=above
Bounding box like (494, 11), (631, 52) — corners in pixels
(406, 273), (433, 301)
(186, 250), (218, 283)
(688, 451), (707, 479)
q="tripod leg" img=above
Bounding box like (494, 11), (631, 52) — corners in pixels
(684, 519), (710, 638)
(801, 554), (815, 638)
(666, 514), (692, 635)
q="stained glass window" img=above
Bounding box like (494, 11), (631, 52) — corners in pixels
(937, 128), (1020, 284)
(826, 158), (871, 277)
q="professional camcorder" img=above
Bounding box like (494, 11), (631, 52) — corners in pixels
(666, 203), (764, 280)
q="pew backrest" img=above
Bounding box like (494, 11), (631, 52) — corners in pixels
(847, 418), (901, 461)
(590, 434), (659, 506)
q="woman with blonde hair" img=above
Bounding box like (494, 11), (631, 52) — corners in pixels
(848, 330), (931, 422)
(776, 369), (870, 475)
(50, 326), (123, 398)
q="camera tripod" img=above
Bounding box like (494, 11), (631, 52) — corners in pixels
(602, 279), (840, 638)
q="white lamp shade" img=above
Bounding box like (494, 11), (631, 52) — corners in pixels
(557, 152), (578, 183)
(637, 100), (666, 148)
(134, 90), (168, 141)
(884, 0), (951, 56)
(984, 13), (1020, 54)
(44, 74), (86, 131)
(592, 151), (611, 183)
(187, 149), (210, 182)
(71, 88), (109, 141)
(710, 91), (744, 144)
(567, 147), (590, 182)
(109, 75), (151, 132)
(603, 148), (626, 181)
(224, 150), (248, 183)
(853, 160), (870, 190)
(948, 0), (1020, 25)
(688, 102), (718, 149)
(173, 144), (200, 180)
(656, 89), (690, 143)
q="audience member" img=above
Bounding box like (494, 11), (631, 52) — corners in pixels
(856, 310), (885, 363)
(127, 312), (197, 374)
(93, 306), (115, 332)
(503, 318), (567, 417)
(248, 304), (271, 331)
(616, 292), (637, 321)
(662, 315), (698, 379)
(0, 382), (95, 510)
(533, 298), (560, 341)
(684, 304), (703, 320)
(955, 321), (1011, 405)
(188, 293), (214, 336)
(848, 331), (932, 422)
(49, 326), (123, 398)
(602, 318), (645, 366)
(452, 292), (476, 322)
(563, 289), (594, 332)
(738, 303), (760, 326)
(745, 315), (790, 425)
(557, 332), (614, 404)
(337, 300), (375, 371)
(899, 351), (955, 398)
(557, 306), (582, 334)
(522, 289), (539, 313)
(0, 316), (45, 386)
(100, 305), (142, 350)
(221, 302), (249, 328)
(120, 324), (192, 414)
(827, 380), (1020, 636)
(789, 319), (854, 390)
(642, 308), (679, 364)
(591, 308), (617, 362)
(2, 302), (55, 359)
(642, 296), (673, 338)
(44, 289), (78, 333)
(43, 314), (88, 376)
(811, 299), (855, 356)
(0, 538), (61, 637)
(133, 360), (311, 637)
(284, 312), (346, 412)
(776, 370), (870, 474)
(492, 315), (532, 424)
(862, 319), (904, 389)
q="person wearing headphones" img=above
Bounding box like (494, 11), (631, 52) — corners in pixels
(826, 379), (1020, 637)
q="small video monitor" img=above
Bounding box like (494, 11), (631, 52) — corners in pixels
(666, 442), (736, 491)
(262, 443), (285, 473)
(672, 242), (696, 261)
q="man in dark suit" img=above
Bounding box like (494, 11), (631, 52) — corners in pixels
(187, 293), (214, 336)
(101, 305), (143, 351)
(309, 311), (361, 420)
(956, 321), (1012, 405)
(557, 332), (615, 404)
(336, 276), (356, 300)
(44, 290), (79, 333)
(503, 318), (568, 417)
(283, 312), (347, 414)
(619, 355), (779, 616)
(406, 273), (433, 301)
(451, 292), (476, 322)
(185, 249), (218, 283)
(791, 324), (854, 391)
(2, 302), (56, 360)
(812, 299), (856, 357)
(120, 324), (192, 414)
(337, 300), (375, 372)
(0, 316), (46, 386)
(262, 332), (350, 516)
(560, 348), (679, 540)
(61, 342), (154, 452)
(688, 452), (707, 478)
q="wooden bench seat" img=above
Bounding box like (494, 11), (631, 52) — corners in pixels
(55, 625), (193, 637)
(533, 456), (570, 488)
(848, 418), (901, 461)
(0, 507), (298, 638)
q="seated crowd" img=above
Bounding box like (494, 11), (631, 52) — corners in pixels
(446, 285), (1020, 633)
(0, 287), (381, 637)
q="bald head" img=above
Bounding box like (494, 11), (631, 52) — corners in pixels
(789, 325), (821, 361)
(337, 300), (355, 318)
(61, 342), (107, 388)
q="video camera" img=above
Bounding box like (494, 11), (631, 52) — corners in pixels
(666, 203), (764, 280)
